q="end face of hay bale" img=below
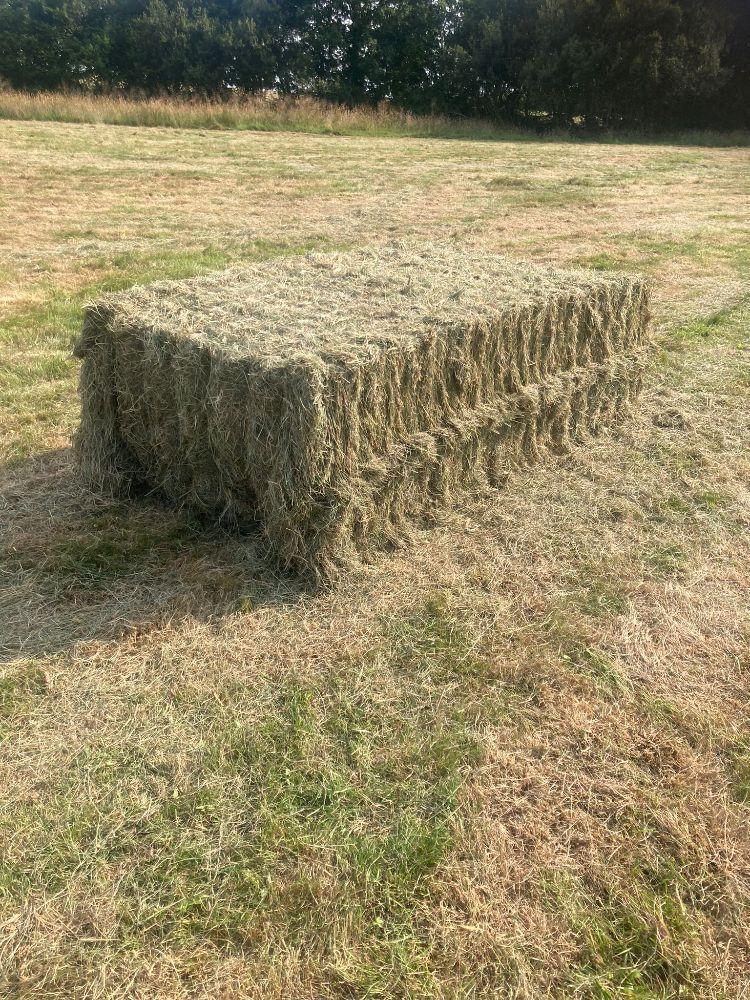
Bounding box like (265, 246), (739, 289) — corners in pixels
(74, 245), (650, 578)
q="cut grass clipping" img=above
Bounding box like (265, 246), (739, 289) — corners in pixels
(74, 245), (650, 579)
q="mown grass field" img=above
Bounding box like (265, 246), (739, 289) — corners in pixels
(0, 118), (749, 999)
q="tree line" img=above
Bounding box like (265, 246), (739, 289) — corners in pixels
(1, 0), (748, 129)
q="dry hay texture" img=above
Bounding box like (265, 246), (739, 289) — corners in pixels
(74, 245), (651, 579)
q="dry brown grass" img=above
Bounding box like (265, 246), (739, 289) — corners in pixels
(0, 89), (508, 141)
(0, 120), (749, 998)
(2, 89), (748, 147)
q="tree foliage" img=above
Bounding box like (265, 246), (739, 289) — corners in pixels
(0, 0), (746, 128)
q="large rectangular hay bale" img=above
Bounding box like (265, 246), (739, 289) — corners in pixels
(74, 245), (650, 578)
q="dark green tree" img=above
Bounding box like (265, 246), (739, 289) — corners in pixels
(520, 0), (731, 126)
(0, 0), (115, 88)
(109, 0), (229, 91)
(0, 0), (746, 128)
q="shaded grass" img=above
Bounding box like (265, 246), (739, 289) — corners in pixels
(0, 496), (253, 616)
(30, 514), (203, 585)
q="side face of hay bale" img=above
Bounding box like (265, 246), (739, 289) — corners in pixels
(74, 246), (650, 578)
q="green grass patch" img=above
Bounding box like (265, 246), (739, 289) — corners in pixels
(671, 449), (706, 474)
(0, 353), (76, 387)
(634, 236), (705, 262)
(513, 186), (592, 208)
(581, 235), (750, 282)
(545, 867), (703, 997)
(658, 301), (750, 361)
(568, 576), (629, 618)
(634, 693), (737, 761)
(561, 644), (633, 700)
(486, 174), (534, 189)
(656, 489), (726, 522)
(384, 593), (541, 736)
(0, 661), (48, 722)
(0, 295), (86, 352)
(0, 664), (483, 992)
(691, 490), (725, 513)
(485, 174), (594, 206)
(728, 745), (750, 806)
(540, 612), (633, 700)
(584, 252), (627, 272)
(644, 543), (686, 577)
(0, 373), (77, 464)
(666, 308), (736, 346)
(386, 593), (492, 681)
(638, 693), (685, 733)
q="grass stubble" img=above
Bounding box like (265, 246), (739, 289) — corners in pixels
(0, 117), (749, 998)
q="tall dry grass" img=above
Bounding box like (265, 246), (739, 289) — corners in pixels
(2, 88), (748, 144)
(0, 89), (510, 140)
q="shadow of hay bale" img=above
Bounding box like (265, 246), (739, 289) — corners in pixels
(0, 449), (308, 663)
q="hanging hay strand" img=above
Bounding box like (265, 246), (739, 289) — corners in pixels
(74, 244), (650, 578)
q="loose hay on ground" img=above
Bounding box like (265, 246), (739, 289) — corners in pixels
(74, 245), (650, 578)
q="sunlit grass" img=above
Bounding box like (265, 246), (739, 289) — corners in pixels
(0, 117), (748, 999)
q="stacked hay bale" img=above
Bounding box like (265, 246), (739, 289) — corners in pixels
(74, 245), (650, 578)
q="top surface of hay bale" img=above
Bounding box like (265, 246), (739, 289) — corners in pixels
(88, 244), (633, 367)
